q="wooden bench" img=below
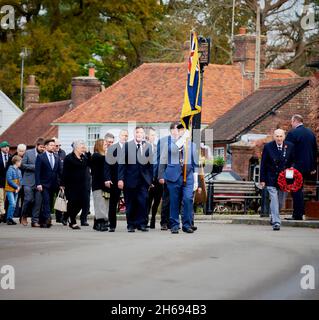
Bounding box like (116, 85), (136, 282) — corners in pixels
(205, 179), (261, 214)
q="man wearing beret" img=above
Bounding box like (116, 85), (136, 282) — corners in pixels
(0, 141), (12, 223)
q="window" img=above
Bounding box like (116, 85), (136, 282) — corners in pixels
(213, 147), (225, 159)
(87, 126), (100, 151)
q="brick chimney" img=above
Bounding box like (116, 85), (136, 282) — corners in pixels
(24, 75), (40, 110)
(71, 68), (101, 108)
(233, 27), (267, 78)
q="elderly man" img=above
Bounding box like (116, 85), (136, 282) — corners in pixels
(104, 130), (128, 232)
(118, 127), (153, 232)
(285, 114), (318, 220)
(260, 129), (295, 231)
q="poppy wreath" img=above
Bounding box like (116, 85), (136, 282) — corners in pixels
(277, 167), (303, 192)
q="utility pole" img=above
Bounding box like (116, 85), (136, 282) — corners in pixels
(254, 4), (261, 91)
(19, 48), (28, 109)
(230, 0), (236, 64)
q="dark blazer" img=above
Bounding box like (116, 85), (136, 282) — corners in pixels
(61, 152), (91, 201)
(285, 125), (318, 175)
(0, 153), (12, 188)
(35, 152), (61, 189)
(118, 140), (153, 188)
(260, 141), (295, 187)
(105, 142), (123, 185)
(91, 152), (108, 192)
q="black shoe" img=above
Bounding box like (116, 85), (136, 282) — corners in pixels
(273, 224), (280, 231)
(161, 224), (168, 231)
(171, 229), (179, 234)
(109, 228), (115, 232)
(191, 226), (197, 231)
(7, 219), (17, 225)
(40, 223), (50, 228)
(62, 219), (68, 226)
(137, 226), (149, 232)
(69, 223), (81, 230)
(128, 228), (135, 233)
(182, 227), (194, 233)
(81, 221), (89, 226)
(99, 221), (108, 232)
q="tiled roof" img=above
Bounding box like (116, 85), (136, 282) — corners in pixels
(0, 100), (72, 147)
(203, 80), (310, 143)
(53, 63), (298, 125)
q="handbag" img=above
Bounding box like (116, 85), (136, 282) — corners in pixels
(5, 179), (19, 192)
(54, 190), (68, 212)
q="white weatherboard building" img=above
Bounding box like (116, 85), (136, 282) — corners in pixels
(0, 90), (23, 135)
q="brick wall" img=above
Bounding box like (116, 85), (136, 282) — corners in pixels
(251, 84), (314, 135)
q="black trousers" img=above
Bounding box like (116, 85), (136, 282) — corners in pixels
(65, 198), (86, 225)
(291, 188), (304, 219)
(108, 187), (121, 229)
(147, 182), (163, 225)
(80, 189), (91, 223)
(160, 183), (170, 227)
(124, 183), (149, 229)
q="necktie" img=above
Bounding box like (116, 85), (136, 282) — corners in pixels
(4, 153), (8, 165)
(49, 153), (54, 169)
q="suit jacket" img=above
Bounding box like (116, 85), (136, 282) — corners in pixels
(154, 136), (172, 180)
(0, 152), (12, 188)
(21, 148), (38, 187)
(35, 152), (61, 189)
(158, 138), (198, 184)
(118, 140), (153, 188)
(285, 125), (318, 175)
(105, 142), (123, 185)
(260, 141), (295, 187)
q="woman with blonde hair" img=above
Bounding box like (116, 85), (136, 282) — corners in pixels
(91, 138), (112, 231)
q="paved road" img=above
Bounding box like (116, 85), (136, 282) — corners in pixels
(0, 221), (318, 300)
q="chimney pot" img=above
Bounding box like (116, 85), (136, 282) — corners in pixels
(28, 75), (36, 86)
(89, 67), (95, 78)
(239, 27), (246, 35)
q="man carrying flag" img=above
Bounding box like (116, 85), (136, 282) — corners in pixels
(158, 32), (201, 234)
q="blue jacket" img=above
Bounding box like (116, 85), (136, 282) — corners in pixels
(6, 165), (22, 190)
(158, 138), (198, 183)
(260, 141), (295, 187)
(285, 125), (318, 174)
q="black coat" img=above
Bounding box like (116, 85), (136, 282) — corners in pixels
(35, 152), (61, 189)
(285, 125), (318, 175)
(61, 152), (91, 201)
(118, 140), (153, 188)
(0, 153), (12, 188)
(91, 152), (108, 192)
(260, 141), (295, 187)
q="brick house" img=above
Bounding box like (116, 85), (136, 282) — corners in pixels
(0, 69), (101, 150)
(203, 77), (319, 182)
(53, 28), (298, 154)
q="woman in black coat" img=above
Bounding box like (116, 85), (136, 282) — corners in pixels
(61, 141), (91, 230)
